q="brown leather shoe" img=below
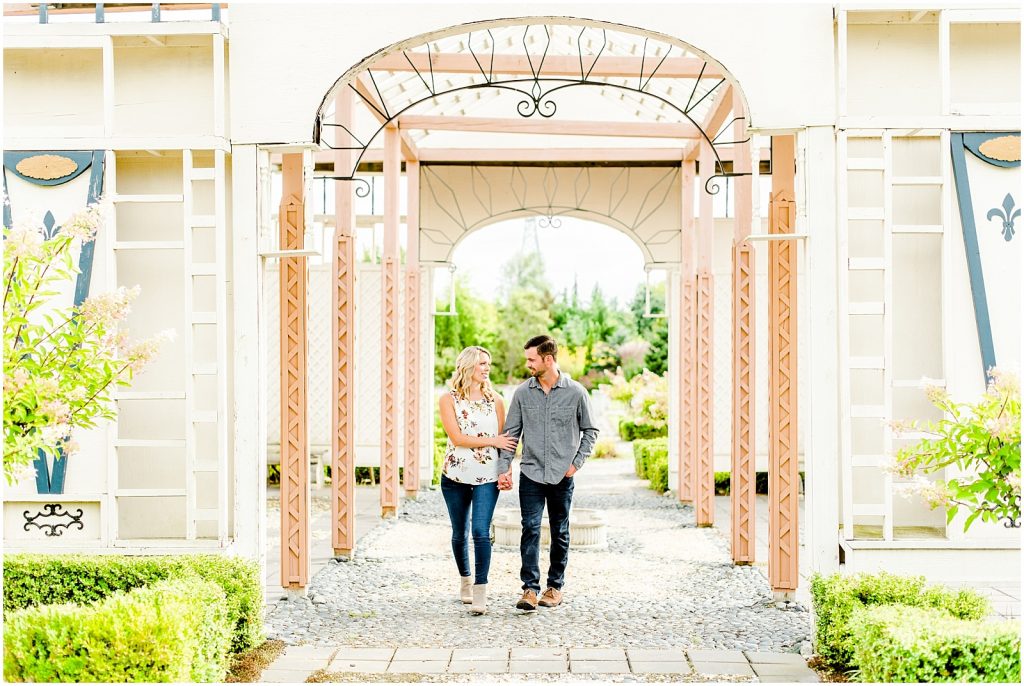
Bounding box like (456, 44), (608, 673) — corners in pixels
(538, 587), (563, 607)
(516, 589), (538, 611)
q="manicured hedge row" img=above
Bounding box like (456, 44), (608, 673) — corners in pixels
(849, 605), (1020, 683)
(632, 438), (669, 493)
(618, 419), (668, 441)
(810, 571), (990, 669)
(3, 554), (263, 653)
(4, 578), (232, 683)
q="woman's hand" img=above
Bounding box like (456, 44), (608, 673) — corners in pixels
(490, 432), (518, 451)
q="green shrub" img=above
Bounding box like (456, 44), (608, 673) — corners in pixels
(715, 471), (730, 495)
(4, 578), (231, 683)
(648, 453), (669, 493)
(619, 419), (668, 441)
(591, 437), (619, 459)
(3, 554), (263, 653)
(810, 571), (990, 669)
(433, 437), (447, 485)
(849, 605), (1020, 683)
(631, 438), (667, 479)
(631, 438), (668, 492)
(712, 471), (805, 495)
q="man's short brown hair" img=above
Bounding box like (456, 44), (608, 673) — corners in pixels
(524, 334), (558, 360)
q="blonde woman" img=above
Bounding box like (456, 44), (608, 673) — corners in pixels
(439, 346), (516, 615)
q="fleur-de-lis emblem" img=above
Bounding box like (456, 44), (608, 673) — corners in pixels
(986, 193), (1020, 241)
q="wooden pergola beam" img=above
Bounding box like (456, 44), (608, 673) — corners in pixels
(397, 114), (701, 139)
(332, 146), (770, 165)
(350, 76), (419, 161)
(369, 52), (725, 79)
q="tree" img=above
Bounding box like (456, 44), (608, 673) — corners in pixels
(491, 249), (554, 383)
(433, 276), (499, 383)
(3, 204), (171, 484)
(888, 370), (1021, 531)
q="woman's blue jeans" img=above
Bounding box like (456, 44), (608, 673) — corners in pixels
(440, 475), (500, 584)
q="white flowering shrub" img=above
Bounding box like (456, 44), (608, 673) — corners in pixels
(3, 202), (173, 483)
(887, 369), (1021, 531)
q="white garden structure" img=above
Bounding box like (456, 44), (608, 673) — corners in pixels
(3, 3), (1019, 599)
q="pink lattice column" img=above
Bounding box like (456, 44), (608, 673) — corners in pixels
(731, 91), (756, 564)
(695, 142), (715, 527)
(678, 161), (696, 504)
(380, 125), (400, 517)
(404, 160), (421, 497)
(279, 153), (309, 588)
(331, 90), (356, 556)
(769, 135), (799, 596)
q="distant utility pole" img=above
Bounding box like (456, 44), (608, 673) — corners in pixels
(522, 216), (541, 254)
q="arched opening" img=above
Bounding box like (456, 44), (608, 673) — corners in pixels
(267, 15), (804, 612)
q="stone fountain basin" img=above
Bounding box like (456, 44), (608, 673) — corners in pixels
(491, 508), (608, 548)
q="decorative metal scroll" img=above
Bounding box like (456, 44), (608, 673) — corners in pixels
(1005, 495), (1021, 529)
(314, 24), (749, 194)
(23, 504), (85, 537)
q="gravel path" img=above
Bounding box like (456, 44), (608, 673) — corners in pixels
(265, 456), (811, 653)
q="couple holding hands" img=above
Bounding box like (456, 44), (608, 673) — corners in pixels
(438, 335), (599, 615)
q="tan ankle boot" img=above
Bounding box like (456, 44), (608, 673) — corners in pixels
(470, 584), (487, 615)
(460, 576), (473, 604)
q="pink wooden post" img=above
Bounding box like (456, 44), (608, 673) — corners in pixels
(769, 134), (799, 596)
(695, 141), (715, 527)
(331, 90), (356, 556)
(380, 125), (400, 517)
(279, 153), (309, 587)
(404, 160), (421, 496)
(731, 92), (756, 564)
(678, 161), (696, 504)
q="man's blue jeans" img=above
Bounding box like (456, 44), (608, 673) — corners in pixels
(519, 472), (574, 593)
(440, 475), (500, 585)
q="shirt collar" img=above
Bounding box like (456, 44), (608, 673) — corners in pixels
(528, 371), (570, 389)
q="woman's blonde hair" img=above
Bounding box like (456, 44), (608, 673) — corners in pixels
(449, 346), (495, 401)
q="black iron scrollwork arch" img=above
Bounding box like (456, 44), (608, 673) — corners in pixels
(315, 23), (751, 195)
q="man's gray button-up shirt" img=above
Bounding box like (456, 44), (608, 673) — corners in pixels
(497, 372), (599, 485)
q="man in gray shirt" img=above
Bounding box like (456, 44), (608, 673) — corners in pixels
(497, 334), (599, 611)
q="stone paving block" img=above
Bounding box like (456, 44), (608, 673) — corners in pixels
(745, 651), (808, 665)
(332, 647), (396, 661)
(452, 647), (510, 661)
(571, 660), (630, 674)
(281, 645), (337, 660)
(751, 662), (817, 677)
(325, 660), (391, 673)
(266, 656), (330, 671)
(387, 660), (449, 674)
(509, 659), (569, 673)
(627, 648), (687, 662)
(628, 660), (692, 674)
(392, 648), (452, 661)
(757, 671), (821, 683)
(570, 647), (627, 661)
(260, 668), (314, 683)
(687, 649), (747, 662)
(691, 660), (755, 677)
(448, 660), (509, 673)
(511, 647), (566, 660)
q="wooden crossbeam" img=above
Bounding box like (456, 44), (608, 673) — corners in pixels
(328, 146), (769, 165)
(397, 114), (700, 139)
(368, 52), (724, 80)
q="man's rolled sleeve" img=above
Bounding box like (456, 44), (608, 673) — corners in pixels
(571, 392), (599, 470)
(497, 391), (523, 474)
